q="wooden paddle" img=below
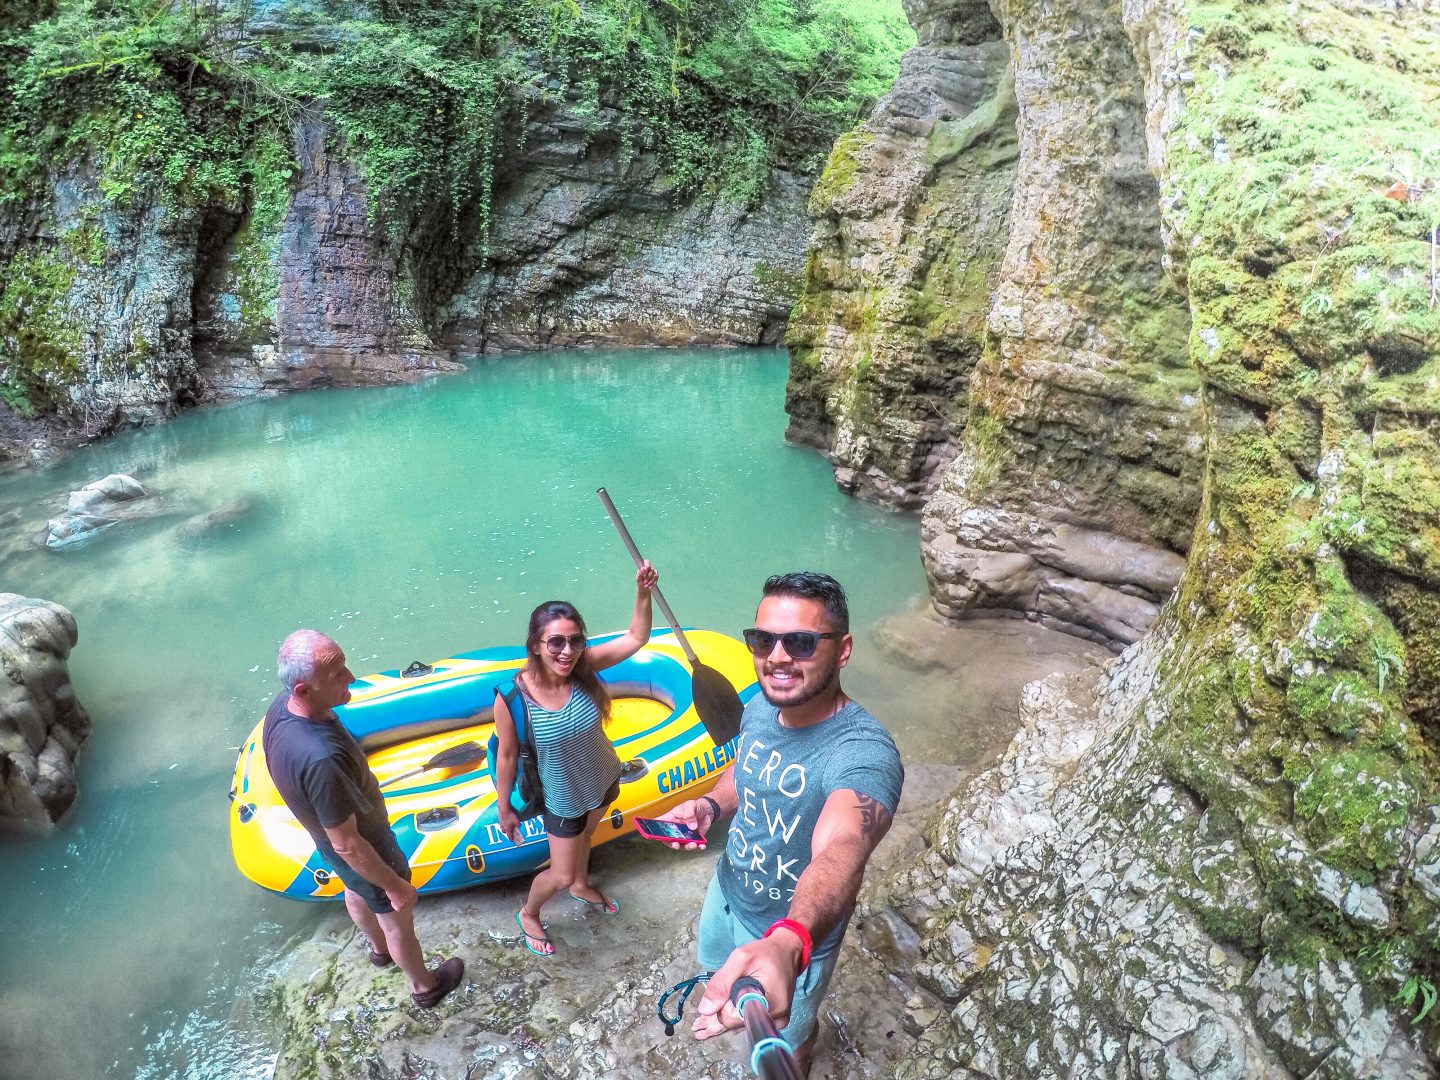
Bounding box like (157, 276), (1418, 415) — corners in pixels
(597, 487), (744, 746)
(378, 740), (487, 788)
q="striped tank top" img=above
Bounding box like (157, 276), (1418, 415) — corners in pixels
(527, 685), (622, 819)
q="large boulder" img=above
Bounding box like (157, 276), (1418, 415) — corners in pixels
(44, 472), (151, 549)
(0, 594), (90, 828)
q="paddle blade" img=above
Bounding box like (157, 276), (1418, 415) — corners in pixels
(692, 663), (743, 746)
(425, 741), (486, 771)
(381, 740), (487, 788)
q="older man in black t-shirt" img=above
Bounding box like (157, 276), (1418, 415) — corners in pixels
(262, 630), (463, 1007)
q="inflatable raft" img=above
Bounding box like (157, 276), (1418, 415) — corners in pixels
(229, 629), (756, 900)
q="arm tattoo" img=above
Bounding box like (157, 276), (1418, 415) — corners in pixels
(855, 794), (890, 836)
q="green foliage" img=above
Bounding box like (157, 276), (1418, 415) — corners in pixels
(0, 0), (911, 412)
(1, 0), (911, 214)
(0, 243), (81, 412)
(1393, 974), (1437, 1024)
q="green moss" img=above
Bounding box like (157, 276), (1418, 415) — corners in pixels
(751, 261), (804, 301)
(0, 243), (81, 412)
(958, 406), (1009, 494)
(809, 128), (875, 212)
(1292, 748), (1414, 876)
(1286, 670), (1380, 737)
(1152, 0), (1439, 1015)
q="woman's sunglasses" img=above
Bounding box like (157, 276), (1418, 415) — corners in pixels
(742, 628), (841, 660)
(543, 634), (588, 656)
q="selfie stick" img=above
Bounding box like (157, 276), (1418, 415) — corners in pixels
(730, 977), (803, 1080)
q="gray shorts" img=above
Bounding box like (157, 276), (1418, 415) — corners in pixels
(695, 876), (839, 1048)
(328, 828), (411, 914)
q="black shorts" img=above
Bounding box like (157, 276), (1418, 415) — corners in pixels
(329, 828), (412, 914)
(543, 778), (621, 839)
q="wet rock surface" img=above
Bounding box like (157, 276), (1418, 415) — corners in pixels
(444, 89), (811, 353)
(785, 0), (1017, 511)
(44, 472), (150, 549)
(197, 110), (464, 398)
(0, 593), (90, 828)
(790, 0), (1201, 648)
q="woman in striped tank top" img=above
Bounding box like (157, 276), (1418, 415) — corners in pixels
(495, 561), (658, 956)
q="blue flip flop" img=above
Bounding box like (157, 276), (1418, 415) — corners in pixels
(516, 910), (554, 956)
(570, 890), (620, 915)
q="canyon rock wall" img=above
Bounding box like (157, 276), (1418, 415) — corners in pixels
(1, 85), (809, 466)
(443, 83), (810, 353)
(784, 0), (1017, 508)
(833, 0), (1440, 1074)
(791, 0), (1202, 649)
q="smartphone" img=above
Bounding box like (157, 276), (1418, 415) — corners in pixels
(634, 816), (705, 844)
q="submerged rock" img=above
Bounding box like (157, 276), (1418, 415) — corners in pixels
(0, 594), (90, 828)
(176, 495), (256, 540)
(65, 472), (146, 514)
(43, 473), (151, 549)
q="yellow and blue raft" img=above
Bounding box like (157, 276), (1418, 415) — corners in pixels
(229, 628), (756, 900)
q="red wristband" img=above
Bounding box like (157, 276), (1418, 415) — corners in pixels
(764, 918), (812, 972)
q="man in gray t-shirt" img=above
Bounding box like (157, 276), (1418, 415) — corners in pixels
(659, 572), (904, 1075)
(263, 630), (463, 1008)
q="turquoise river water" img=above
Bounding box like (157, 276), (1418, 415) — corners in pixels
(0, 349), (955, 1078)
(0, 348), (1107, 1078)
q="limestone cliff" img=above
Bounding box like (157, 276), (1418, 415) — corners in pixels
(0, 6), (827, 465)
(831, 0), (1440, 1073)
(789, 0), (1202, 649)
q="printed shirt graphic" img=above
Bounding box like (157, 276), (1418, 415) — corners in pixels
(717, 697), (903, 957)
(528, 685), (622, 819)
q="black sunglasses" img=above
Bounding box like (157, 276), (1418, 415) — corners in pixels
(543, 634), (588, 656)
(742, 628), (842, 660)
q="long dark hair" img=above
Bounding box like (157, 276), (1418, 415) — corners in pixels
(519, 600), (612, 723)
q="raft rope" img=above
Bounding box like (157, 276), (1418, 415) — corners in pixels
(657, 972), (712, 1036)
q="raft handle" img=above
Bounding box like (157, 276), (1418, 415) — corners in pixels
(402, 660), (434, 678)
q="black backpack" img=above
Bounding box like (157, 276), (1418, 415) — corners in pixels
(487, 678), (545, 820)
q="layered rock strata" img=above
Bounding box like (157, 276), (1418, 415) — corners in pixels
(196, 111), (463, 397)
(789, 0), (1202, 648)
(444, 84), (809, 352)
(853, 0), (1440, 1073)
(784, 1), (1018, 509)
(0, 594), (90, 828)
(3, 97), (809, 464)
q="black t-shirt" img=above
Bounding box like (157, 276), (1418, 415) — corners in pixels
(261, 692), (393, 864)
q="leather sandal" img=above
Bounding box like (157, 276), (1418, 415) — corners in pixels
(365, 937), (393, 967)
(411, 956), (464, 1007)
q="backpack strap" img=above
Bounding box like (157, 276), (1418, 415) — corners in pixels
(501, 677), (537, 754)
(499, 678), (525, 738)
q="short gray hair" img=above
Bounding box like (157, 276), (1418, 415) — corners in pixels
(277, 629), (335, 690)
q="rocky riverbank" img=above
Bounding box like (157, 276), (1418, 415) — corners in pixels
(258, 760), (962, 1080)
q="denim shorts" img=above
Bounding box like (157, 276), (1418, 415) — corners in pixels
(543, 778), (621, 838)
(328, 827), (411, 914)
(695, 876), (839, 1047)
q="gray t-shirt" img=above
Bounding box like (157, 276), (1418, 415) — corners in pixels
(716, 696), (903, 956)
